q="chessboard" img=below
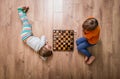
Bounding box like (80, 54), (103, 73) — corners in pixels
(53, 30), (74, 51)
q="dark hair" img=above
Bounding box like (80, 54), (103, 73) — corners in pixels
(82, 18), (98, 31)
(38, 46), (53, 57)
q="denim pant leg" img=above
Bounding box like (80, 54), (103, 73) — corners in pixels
(76, 37), (86, 46)
(77, 38), (94, 57)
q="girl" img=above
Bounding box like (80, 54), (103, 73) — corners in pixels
(76, 17), (100, 64)
(18, 6), (53, 60)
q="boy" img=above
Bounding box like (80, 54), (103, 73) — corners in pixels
(76, 17), (100, 64)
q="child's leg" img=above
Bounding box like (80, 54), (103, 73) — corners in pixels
(77, 40), (94, 58)
(18, 7), (32, 41)
(76, 37), (86, 46)
(78, 47), (92, 58)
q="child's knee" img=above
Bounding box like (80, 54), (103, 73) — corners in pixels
(76, 38), (81, 46)
(76, 39), (79, 45)
(77, 45), (83, 52)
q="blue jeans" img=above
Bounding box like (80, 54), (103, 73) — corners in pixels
(76, 37), (95, 58)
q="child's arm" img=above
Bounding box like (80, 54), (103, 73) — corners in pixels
(83, 26), (100, 44)
(83, 30), (93, 40)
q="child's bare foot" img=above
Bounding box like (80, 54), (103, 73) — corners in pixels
(84, 56), (89, 62)
(86, 56), (95, 65)
(18, 6), (29, 13)
(22, 6), (29, 13)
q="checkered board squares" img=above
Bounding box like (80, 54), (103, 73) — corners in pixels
(53, 30), (74, 51)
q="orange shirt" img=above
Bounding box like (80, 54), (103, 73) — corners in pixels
(83, 26), (100, 44)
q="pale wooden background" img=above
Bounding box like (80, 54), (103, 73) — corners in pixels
(0, 0), (120, 79)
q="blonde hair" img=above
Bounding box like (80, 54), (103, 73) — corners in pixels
(82, 18), (98, 31)
(38, 46), (52, 57)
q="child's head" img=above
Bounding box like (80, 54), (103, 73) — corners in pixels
(82, 18), (98, 31)
(38, 43), (52, 58)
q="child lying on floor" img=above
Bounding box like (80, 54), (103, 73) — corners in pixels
(18, 6), (52, 60)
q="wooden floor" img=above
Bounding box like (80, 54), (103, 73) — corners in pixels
(0, 0), (120, 79)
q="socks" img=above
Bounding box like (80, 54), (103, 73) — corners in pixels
(18, 8), (32, 41)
